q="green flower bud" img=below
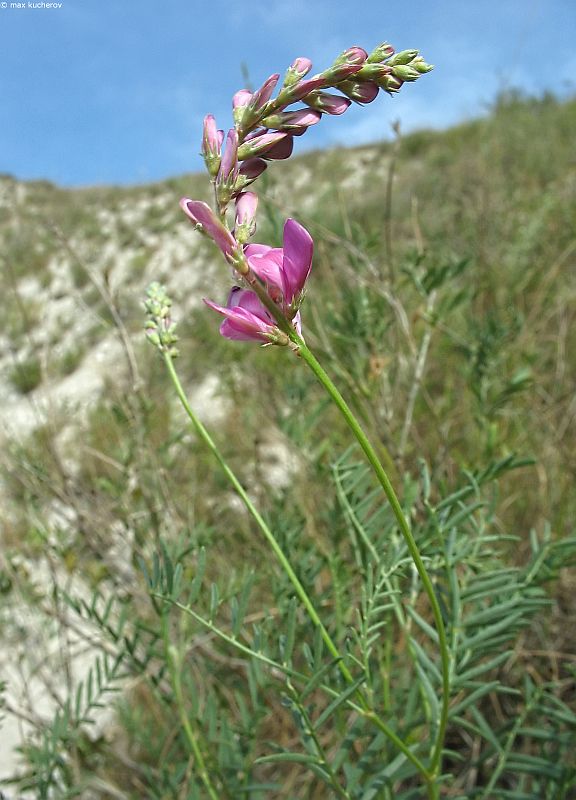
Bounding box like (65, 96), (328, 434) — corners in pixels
(367, 42), (395, 63)
(392, 64), (421, 82)
(387, 49), (419, 66)
(412, 57), (434, 74)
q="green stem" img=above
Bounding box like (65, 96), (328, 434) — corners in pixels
(293, 337), (450, 779)
(164, 354), (348, 680)
(161, 614), (220, 800)
(163, 352), (432, 784)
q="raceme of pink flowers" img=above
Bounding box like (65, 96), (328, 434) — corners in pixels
(203, 218), (313, 343)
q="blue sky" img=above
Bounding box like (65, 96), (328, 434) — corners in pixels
(1, 0), (574, 186)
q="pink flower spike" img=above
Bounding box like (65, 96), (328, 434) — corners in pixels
(204, 288), (277, 342)
(180, 199), (237, 258)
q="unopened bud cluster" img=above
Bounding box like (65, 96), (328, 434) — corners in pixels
(173, 41), (432, 346)
(198, 42), (432, 225)
(144, 282), (179, 358)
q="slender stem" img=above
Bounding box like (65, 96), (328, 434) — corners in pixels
(163, 354), (350, 682)
(293, 337), (450, 778)
(161, 614), (220, 800)
(162, 352), (433, 784)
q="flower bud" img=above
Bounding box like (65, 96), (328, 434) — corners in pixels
(332, 46), (368, 66)
(283, 57), (313, 87)
(144, 283), (180, 358)
(411, 57), (434, 74)
(239, 158), (267, 180)
(355, 63), (392, 81)
(377, 73), (404, 93)
(303, 91), (351, 115)
(261, 135), (294, 160)
(201, 115), (224, 178)
(387, 49), (419, 67)
(238, 75), (281, 132)
(321, 63), (363, 83)
(391, 64), (421, 82)
(367, 42), (395, 63)
(237, 131), (289, 160)
(249, 74), (280, 111)
(232, 89), (253, 125)
(261, 108), (321, 132)
(234, 158), (267, 191)
(217, 129), (239, 204)
(338, 80), (379, 104)
(285, 75), (328, 101)
(234, 191), (258, 243)
(180, 199), (237, 259)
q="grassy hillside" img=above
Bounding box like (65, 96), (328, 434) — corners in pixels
(0, 90), (575, 797)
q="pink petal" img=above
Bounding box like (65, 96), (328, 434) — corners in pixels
(204, 291), (275, 342)
(235, 191), (259, 225)
(180, 199), (237, 257)
(246, 246), (285, 295)
(218, 128), (239, 180)
(250, 74), (280, 109)
(237, 131), (288, 160)
(281, 219), (313, 302)
(202, 114), (220, 155)
(262, 135), (294, 160)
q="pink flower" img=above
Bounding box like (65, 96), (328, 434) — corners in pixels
(232, 89), (253, 125)
(262, 108), (322, 132)
(304, 91), (351, 115)
(245, 218), (313, 308)
(237, 131), (290, 160)
(204, 218), (313, 343)
(180, 199), (237, 259)
(204, 288), (279, 342)
(339, 79), (380, 104)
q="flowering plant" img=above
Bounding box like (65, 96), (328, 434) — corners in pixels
(142, 42), (575, 800)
